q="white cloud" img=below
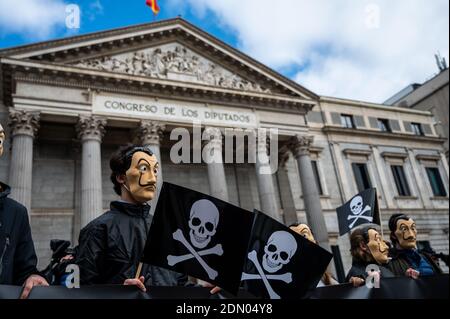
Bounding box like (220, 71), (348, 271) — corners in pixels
(0, 0), (68, 40)
(171, 0), (449, 102)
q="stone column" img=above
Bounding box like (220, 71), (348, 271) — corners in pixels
(291, 135), (330, 249)
(277, 145), (298, 226)
(203, 127), (229, 201)
(76, 115), (106, 228)
(139, 120), (166, 213)
(8, 109), (40, 213)
(255, 136), (281, 221)
(72, 143), (82, 245)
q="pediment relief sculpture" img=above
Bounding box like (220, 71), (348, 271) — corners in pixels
(75, 44), (271, 94)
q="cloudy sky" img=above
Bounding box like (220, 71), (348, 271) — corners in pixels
(0, 0), (448, 103)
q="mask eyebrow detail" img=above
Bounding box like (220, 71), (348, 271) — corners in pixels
(137, 158), (151, 166)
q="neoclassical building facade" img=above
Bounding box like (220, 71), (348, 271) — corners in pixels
(0, 18), (448, 276)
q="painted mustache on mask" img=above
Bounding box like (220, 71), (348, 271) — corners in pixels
(139, 180), (157, 190)
(402, 234), (416, 241)
(378, 244), (388, 254)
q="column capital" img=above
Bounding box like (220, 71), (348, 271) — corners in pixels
(290, 135), (314, 158)
(139, 120), (166, 146)
(8, 109), (40, 138)
(76, 115), (107, 142)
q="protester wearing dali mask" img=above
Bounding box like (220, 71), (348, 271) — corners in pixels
(387, 214), (442, 278)
(74, 144), (187, 290)
(0, 123), (49, 298)
(346, 225), (395, 287)
(290, 223), (338, 287)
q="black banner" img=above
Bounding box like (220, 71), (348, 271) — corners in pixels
(336, 188), (380, 236)
(0, 275), (447, 299)
(0, 285), (255, 299)
(141, 182), (255, 295)
(312, 274), (449, 299)
(241, 210), (333, 299)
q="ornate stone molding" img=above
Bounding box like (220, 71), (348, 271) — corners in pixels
(75, 45), (271, 94)
(139, 120), (166, 146)
(8, 109), (40, 138)
(76, 115), (107, 142)
(290, 135), (314, 158)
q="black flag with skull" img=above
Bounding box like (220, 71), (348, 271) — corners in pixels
(241, 211), (333, 299)
(336, 188), (380, 236)
(140, 182), (255, 295)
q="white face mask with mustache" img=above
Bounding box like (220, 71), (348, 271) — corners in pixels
(123, 151), (158, 204)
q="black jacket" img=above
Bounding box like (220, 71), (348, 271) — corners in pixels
(0, 182), (38, 285)
(345, 259), (395, 282)
(75, 201), (187, 286)
(388, 247), (442, 277)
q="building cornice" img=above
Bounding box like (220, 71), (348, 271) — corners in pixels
(343, 148), (372, 157)
(1, 57), (315, 114)
(381, 151), (408, 159)
(415, 154), (441, 162)
(320, 96), (434, 116)
(322, 126), (446, 144)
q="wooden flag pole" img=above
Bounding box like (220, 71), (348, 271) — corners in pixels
(135, 262), (143, 279)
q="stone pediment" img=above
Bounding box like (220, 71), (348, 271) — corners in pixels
(1, 18), (318, 101)
(73, 43), (272, 94)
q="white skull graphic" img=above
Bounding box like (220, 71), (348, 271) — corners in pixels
(350, 196), (363, 215)
(188, 199), (219, 249)
(262, 231), (298, 273)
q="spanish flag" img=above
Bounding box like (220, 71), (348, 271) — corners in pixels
(146, 0), (160, 15)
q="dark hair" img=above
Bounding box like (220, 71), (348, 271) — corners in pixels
(349, 225), (377, 263)
(289, 223), (300, 228)
(388, 214), (410, 245)
(109, 144), (154, 195)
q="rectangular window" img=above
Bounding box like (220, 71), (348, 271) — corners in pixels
(311, 160), (323, 195)
(411, 122), (424, 136)
(378, 119), (391, 132)
(426, 167), (447, 197)
(391, 165), (411, 196)
(340, 114), (355, 129)
(352, 163), (372, 192)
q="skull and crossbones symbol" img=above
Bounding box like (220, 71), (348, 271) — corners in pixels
(347, 195), (372, 228)
(167, 199), (223, 280)
(241, 231), (297, 299)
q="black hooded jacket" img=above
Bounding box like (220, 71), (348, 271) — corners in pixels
(75, 200), (187, 286)
(0, 182), (38, 285)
